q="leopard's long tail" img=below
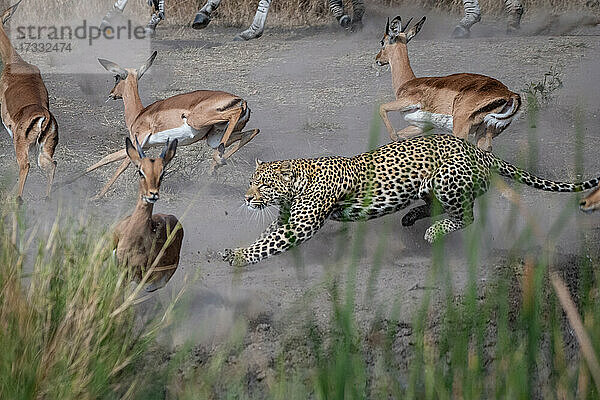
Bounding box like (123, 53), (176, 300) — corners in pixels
(492, 156), (600, 192)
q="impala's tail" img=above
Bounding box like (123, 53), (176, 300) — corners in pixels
(483, 93), (522, 132)
(0, 1), (22, 64)
(493, 156), (599, 193)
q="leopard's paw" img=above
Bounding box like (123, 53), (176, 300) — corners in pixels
(220, 248), (249, 267)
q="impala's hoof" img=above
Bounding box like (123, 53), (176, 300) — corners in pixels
(16, 196), (23, 206)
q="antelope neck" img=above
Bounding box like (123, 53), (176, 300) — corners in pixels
(130, 195), (154, 230)
(389, 44), (416, 95)
(122, 78), (144, 132)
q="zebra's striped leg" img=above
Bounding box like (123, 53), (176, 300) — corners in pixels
(101, 0), (129, 29)
(145, 0), (165, 37)
(350, 0), (365, 31)
(192, 0), (222, 29)
(329, 0), (350, 28)
(234, 0), (272, 41)
(113, 0), (128, 12)
(504, 0), (524, 33)
(452, 0), (481, 38)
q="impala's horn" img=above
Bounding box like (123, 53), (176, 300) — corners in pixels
(385, 17), (389, 34)
(401, 17), (413, 33)
(160, 139), (170, 159)
(135, 137), (146, 159)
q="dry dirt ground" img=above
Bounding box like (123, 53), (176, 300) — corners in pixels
(2, 8), (600, 388)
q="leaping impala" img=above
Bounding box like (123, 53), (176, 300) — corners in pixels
(63, 51), (259, 199)
(0, 1), (58, 203)
(375, 16), (521, 151)
(113, 137), (183, 292)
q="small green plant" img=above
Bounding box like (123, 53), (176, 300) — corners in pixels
(523, 66), (564, 112)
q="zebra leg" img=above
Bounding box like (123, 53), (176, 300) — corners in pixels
(101, 0), (129, 29)
(504, 0), (524, 33)
(145, 0), (165, 37)
(234, 0), (272, 41)
(350, 0), (365, 31)
(192, 0), (222, 30)
(329, 0), (351, 29)
(452, 0), (481, 38)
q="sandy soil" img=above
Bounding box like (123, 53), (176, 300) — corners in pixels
(2, 9), (600, 389)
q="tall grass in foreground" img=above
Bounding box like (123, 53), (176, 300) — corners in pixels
(0, 204), (181, 399)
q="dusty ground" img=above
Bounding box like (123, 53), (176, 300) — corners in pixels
(2, 8), (600, 389)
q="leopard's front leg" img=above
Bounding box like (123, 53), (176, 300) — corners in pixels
(222, 198), (334, 267)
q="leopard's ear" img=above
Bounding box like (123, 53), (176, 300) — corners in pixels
(279, 160), (293, 182)
(255, 158), (264, 167)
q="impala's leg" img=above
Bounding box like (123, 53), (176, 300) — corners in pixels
(55, 149), (128, 191)
(222, 129), (260, 159)
(476, 125), (494, 152)
(14, 139), (30, 204)
(379, 99), (418, 141)
(452, 114), (472, 141)
(38, 134), (58, 200)
(395, 125), (424, 140)
(91, 159), (130, 200)
(225, 128), (260, 147)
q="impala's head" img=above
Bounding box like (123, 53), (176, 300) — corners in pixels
(98, 51), (157, 100)
(125, 136), (177, 204)
(375, 16), (426, 66)
(245, 159), (295, 210)
(580, 186), (600, 213)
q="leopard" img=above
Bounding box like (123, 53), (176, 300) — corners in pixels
(221, 134), (599, 267)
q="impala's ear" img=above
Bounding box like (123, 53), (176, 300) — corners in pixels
(125, 137), (142, 168)
(279, 161), (293, 181)
(405, 16), (426, 43)
(138, 51), (157, 80)
(1, 0), (21, 26)
(98, 58), (128, 79)
(160, 138), (178, 166)
(255, 158), (264, 168)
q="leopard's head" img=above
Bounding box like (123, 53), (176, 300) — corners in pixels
(244, 159), (295, 209)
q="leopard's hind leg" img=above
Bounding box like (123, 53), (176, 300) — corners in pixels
(423, 161), (490, 243)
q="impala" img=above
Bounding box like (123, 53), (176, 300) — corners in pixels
(376, 16), (521, 151)
(113, 137), (183, 292)
(0, 1), (58, 203)
(66, 51), (259, 199)
(580, 185), (600, 213)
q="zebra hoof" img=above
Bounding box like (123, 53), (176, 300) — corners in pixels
(338, 15), (351, 29)
(452, 25), (471, 39)
(192, 12), (211, 30)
